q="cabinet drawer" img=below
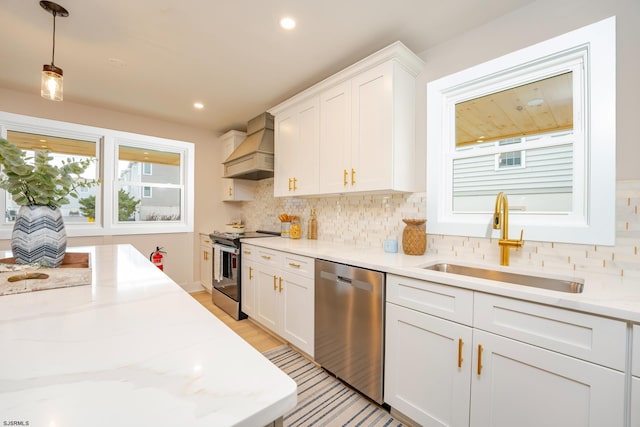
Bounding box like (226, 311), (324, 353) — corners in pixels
(633, 324), (640, 377)
(199, 233), (212, 246)
(387, 274), (473, 325)
(254, 247), (282, 265)
(240, 244), (258, 262)
(282, 253), (314, 278)
(474, 292), (626, 370)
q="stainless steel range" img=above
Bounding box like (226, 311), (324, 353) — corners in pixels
(209, 230), (279, 320)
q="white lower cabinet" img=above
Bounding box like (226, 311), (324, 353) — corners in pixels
(385, 274), (627, 427)
(240, 244), (257, 317)
(385, 303), (472, 426)
(471, 329), (624, 427)
(385, 275), (474, 426)
(199, 234), (213, 292)
(632, 324), (640, 427)
(245, 244), (315, 357)
(255, 261), (281, 331)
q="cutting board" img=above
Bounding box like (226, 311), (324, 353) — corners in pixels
(0, 252), (92, 296)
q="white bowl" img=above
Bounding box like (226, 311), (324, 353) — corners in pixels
(225, 224), (245, 233)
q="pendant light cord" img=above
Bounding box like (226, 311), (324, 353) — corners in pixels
(51, 11), (57, 66)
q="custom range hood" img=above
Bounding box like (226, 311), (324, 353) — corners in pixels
(223, 112), (274, 180)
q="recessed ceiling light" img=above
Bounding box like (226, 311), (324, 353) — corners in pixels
(280, 17), (296, 30)
(527, 98), (544, 106)
(194, 102), (204, 109)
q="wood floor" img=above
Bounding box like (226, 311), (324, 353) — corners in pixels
(190, 291), (284, 353)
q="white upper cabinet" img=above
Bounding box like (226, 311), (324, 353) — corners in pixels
(273, 96), (320, 197)
(318, 81), (351, 193)
(270, 41), (424, 197)
(320, 60), (418, 194)
(220, 130), (255, 201)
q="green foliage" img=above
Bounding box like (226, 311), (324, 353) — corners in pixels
(118, 189), (140, 221)
(79, 190), (140, 221)
(0, 138), (100, 208)
(78, 195), (95, 219)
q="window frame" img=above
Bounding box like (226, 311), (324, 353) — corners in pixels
(0, 111), (194, 238)
(426, 17), (616, 245)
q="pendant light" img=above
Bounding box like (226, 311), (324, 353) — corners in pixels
(40, 1), (69, 102)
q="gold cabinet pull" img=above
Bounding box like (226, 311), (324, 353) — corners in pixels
(343, 169), (348, 186)
(279, 276), (283, 293)
(262, 255), (271, 260)
(458, 338), (464, 368)
(351, 168), (356, 185)
(289, 262), (301, 268)
(228, 187), (232, 196)
(288, 178), (292, 191)
(243, 249), (252, 255)
(203, 250), (208, 261)
(249, 266), (253, 280)
(477, 344), (483, 376)
(273, 275), (277, 291)
(293, 177), (297, 191)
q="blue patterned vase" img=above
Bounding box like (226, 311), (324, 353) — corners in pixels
(11, 205), (67, 267)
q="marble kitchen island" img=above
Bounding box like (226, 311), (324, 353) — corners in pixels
(0, 244), (296, 427)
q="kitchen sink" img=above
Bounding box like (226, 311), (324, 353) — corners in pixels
(423, 263), (584, 293)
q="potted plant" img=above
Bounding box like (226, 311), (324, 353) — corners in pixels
(0, 138), (99, 267)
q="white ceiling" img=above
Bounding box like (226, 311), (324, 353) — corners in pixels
(0, 0), (535, 134)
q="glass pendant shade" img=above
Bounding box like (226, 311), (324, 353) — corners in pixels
(39, 1), (68, 102)
(41, 64), (63, 101)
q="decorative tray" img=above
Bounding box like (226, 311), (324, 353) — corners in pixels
(0, 252), (92, 296)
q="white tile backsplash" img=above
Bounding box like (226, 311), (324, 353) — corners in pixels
(241, 179), (640, 279)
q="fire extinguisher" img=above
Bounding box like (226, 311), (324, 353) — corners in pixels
(150, 246), (166, 271)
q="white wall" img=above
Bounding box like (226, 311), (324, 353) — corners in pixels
(0, 87), (243, 289)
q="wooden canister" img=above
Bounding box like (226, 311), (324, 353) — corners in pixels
(402, 219), (427, 255)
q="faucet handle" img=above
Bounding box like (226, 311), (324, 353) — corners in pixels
(519, 229), (524, 243)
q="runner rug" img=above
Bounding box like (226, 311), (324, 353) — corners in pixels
(263, 345), (403, 427)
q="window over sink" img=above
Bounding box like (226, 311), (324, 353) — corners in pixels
(426, 17), (616, 245)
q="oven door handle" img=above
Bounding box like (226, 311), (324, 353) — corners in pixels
(213, 244), (239, 255)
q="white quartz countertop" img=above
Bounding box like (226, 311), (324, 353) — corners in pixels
(242, 237), (640, 323)
(0, 244), (296, 427)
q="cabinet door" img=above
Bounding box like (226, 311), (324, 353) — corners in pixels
(632, 325), (640, 427)
(319, 81), (352, 194)
(350, 62), (393, 192)
(385, 302), (472, 427)
(293, 98), (319, 195)
(254, 263), (280, 331)
(280, 271), (314, 357)
(632, 377), (640, 427)
(470, 329), (625, 427)
(199, 235), (213, 292)
(633, 324), (640, 377)
(241, 259), (256, 317)
(274, 97), (319, 196)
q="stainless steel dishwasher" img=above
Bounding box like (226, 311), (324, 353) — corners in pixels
(315, 259), (385, 404)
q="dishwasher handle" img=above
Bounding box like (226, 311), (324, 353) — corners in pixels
(336, 275), (352, 285)
(321, 270), (373, 292)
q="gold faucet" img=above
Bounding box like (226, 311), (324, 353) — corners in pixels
(493, 192), (524, 266)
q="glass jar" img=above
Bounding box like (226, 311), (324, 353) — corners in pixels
(290, 216), (302, 239)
